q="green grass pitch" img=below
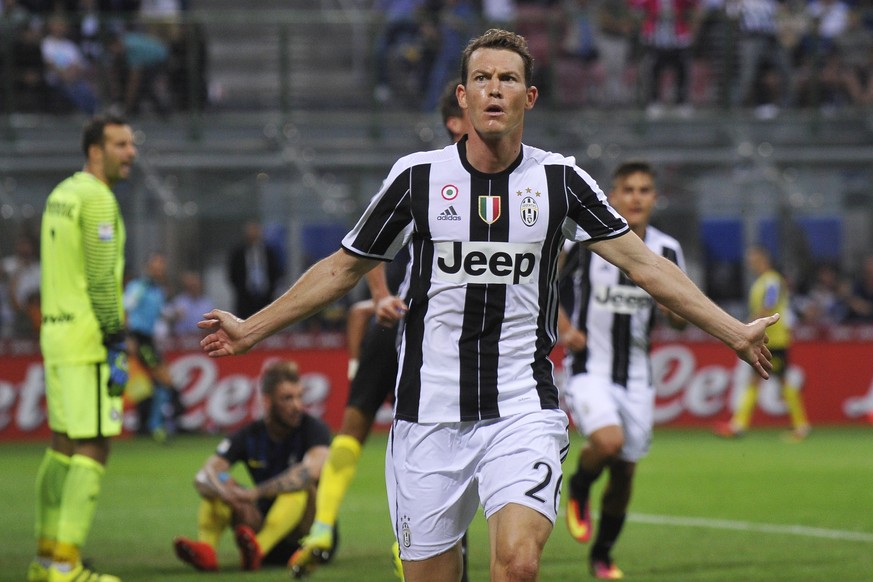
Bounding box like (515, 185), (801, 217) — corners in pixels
(3, 426), (873, 581)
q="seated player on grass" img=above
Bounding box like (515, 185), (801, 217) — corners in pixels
(173, 361), (332, 572)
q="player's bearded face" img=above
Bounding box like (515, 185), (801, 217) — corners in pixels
(268, 380), (304, 429)
(102, 124), (137, 183)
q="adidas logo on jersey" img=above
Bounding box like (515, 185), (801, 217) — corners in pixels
(437, 206), (462, 221)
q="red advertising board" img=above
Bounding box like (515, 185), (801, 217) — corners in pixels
(2, 328), (872, 441)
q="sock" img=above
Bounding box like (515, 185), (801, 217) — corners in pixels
(569, 464), (602, 501)
(51, 541), (80, 568)
(591, 512), (626, 562)
(34, 449), (71, 557)
(148, 385), (172, 433)
(198, 498), (232, 547)
(732, 384), (758, 431)
(782, 383), (809, 430)
(257, 491), (308, 553)
(313, 435), (362, 527)
(55, 454), (104, 558)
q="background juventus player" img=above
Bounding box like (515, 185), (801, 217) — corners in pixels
(199, 29), (778, 582)
(559, 160), (687, 579)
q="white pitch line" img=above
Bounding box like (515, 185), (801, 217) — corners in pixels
(627, 512), (873, 543)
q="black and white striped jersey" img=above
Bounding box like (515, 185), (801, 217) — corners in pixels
(560, 226), (686, 388)
(342, 137), (629, 422)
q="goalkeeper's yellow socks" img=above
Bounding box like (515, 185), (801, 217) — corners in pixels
(731, 384), (759, 433)
(257, 490), (309, 553)
(313, 434), (362, 527)
(55, 455), (104, 553)
(197, 498), (232, 547)
(34, 449), (71, 557)
(782, 383), (810, 431)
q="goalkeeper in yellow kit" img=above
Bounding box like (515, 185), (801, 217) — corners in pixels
(714, 244), (811, 442)
(28, 114), (137, 582)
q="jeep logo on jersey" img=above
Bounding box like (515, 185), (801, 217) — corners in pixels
(592, 284), (653, 314)
(519, 196), (538, 226)
(478, 196), (501, 224)
(435, 241), (538, 284)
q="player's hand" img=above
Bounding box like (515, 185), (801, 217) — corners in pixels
(560, 326), (587, 353)
(198, 310), (252, 357)
(737, 313), (779, 379)
(104, 335), (129, 397)
(375, 296), (408, 327)
(222, 481), (258, 505)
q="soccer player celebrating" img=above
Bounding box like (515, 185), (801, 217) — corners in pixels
(173, 361), (332, 572)
(29, 114), (136, 582)
(560, 161), (688, 579)
(199, 29), (778, 582)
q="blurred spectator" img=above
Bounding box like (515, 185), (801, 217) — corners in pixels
(139, 0), (183, 41)
(631, 0), (702, 118)
(372, 0), (431, 105)
(166, 270), (214, 336)
(845, 255), (873, 323)
(75, 0), (104, 64)
(837, 7), (873, 106)
(8, 17), (52, 113)
(1, 0), (32, 28)
(727, 0), (793, 114)
(513, 0), (563, 95)
(481, 0), (516, 27)
(0, 241), (14, 338)
(40, 12), (100, 114)
(775, 0), (809, 62)
(845, 47), (873, 107)
(799, 0), (849, 60)
(106, 27), (172, 116)
(834, 6), (871, 72)
(794, 262), (849, 326)
(421, 0), (475, 111)
(124, 251), (182, 440)
(692, 0), (731, 105)
(561, 0), (599, 63)
(552, 0), (605, 107)
(794, 45), (855, 111)
(1, 234), (41, 339)
(167, 19), (209, 111)
(592, 0), (636, 107)
(0, 274), (12, 339)
(228, 221), (283, 319)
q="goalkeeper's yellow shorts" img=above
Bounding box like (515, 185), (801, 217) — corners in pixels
(45, 362), (124, 439)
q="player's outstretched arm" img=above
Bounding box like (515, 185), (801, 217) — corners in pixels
(199, 249), (379, 357)
(588, 233), (778, 379)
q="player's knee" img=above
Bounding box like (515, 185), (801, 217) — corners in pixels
(494, 545), (539, 582)
(590, 432), (624, 460)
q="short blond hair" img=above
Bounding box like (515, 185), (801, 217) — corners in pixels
(461, 29), (534, 87)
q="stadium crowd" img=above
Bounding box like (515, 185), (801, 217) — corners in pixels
(2, 0), (873, 115)
(0, 0), (207, 116)
(2, 229), (872, 342)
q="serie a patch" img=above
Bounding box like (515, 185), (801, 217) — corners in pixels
(98, 222), (115, 241)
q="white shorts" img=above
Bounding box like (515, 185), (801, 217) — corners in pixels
(386, 410), (570, 561)
(564, 373), (654, 463)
